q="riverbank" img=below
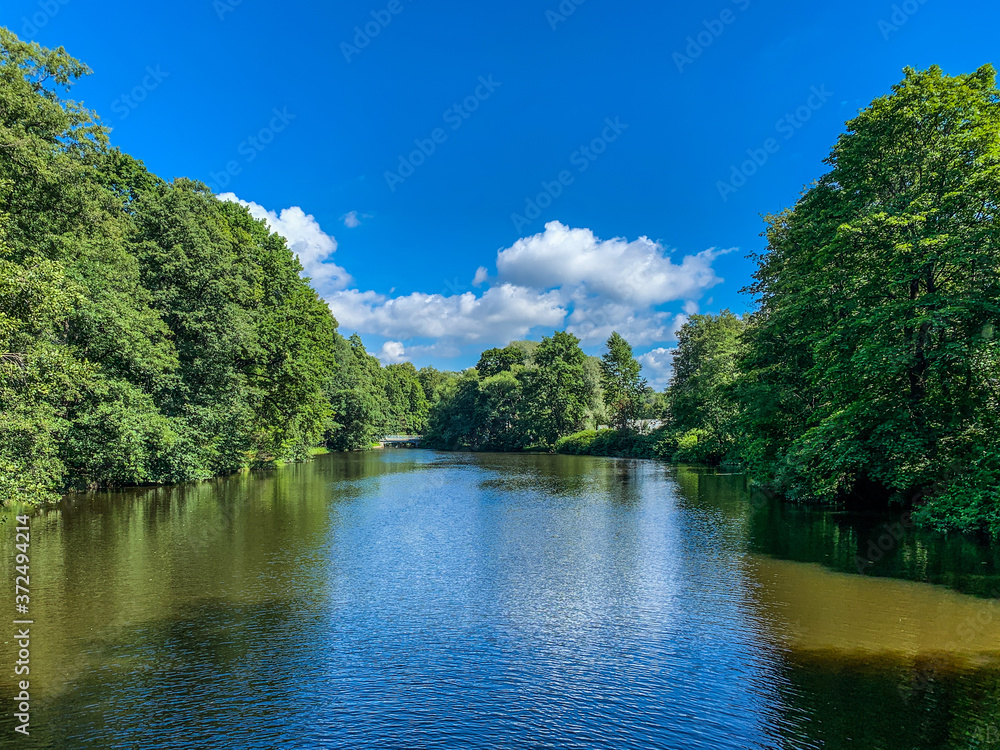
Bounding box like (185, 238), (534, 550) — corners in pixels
(551, 427), (708, 463)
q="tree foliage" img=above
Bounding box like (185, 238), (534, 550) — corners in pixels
(384, 362), (429, 434)
(599, 331), (646, 431)
(736, 65), (1000, 532)
(425, 330), (600, 450)
(0, 29), (354, 500)
(666, 312), (744, 463)
(325, 335), (388, 451)
(522, 331), (594, 446)
(475, 344), (527, 378)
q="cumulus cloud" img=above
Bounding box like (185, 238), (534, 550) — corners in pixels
(565, 301), (678, 346)
(218, 193), (352, 293)
(375, 340), (462, 365)
(496, 221), (727, 306)
(489, 221), (724, 346)
(377, 341), (407, 364)
(327, 284), (566, 344)
(637, 347), (677, 390)
(217, 199), (729, 366)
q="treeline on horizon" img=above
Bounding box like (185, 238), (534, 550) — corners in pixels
(1, 30), (998, 535)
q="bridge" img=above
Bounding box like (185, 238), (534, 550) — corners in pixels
(379, 435), (423, 448)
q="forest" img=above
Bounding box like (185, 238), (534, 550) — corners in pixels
(0, 29), (426, 504)
(1, 29), (997, 535)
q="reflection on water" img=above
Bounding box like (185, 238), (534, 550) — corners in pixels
(0, 452), (997, 749)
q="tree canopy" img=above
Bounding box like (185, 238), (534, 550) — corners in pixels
(736, 65), (1000, 532)
(599, 332), (646, 431)
(0, 29), (392, 501)
(666, 312), (744, 463)
(425, 330), (606, 451)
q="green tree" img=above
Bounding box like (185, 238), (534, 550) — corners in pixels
(417, 366), (458, 406)
(326, 334), (389, 450)
(424, 370), (482, 450)
(475, 344), (527, 378)
(738, 65), (1000, 531)
(524, 331), (594, 446)
(476, 370), (529, 451)
(667, 311), (744, 463)
(637, 388), (669, 420)
(424, 367), (530, 452)
(599, 332), (646, 431)
(384, 362), (429, 434)
(0, 28), (347, 499)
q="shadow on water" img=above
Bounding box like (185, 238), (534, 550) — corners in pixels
(674, 465), (1000, 750)
(669, 465), (1000, 599)
(0, 597), (332, 750)
(746, 484), (1000, 601)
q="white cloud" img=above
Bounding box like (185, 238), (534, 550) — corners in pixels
(670, 314), (689, 337)
(326, 284), (566, 344)
(637, 347), (677, 390)
(496, 221), (727, 306)
(218, 193), (352, 293)
(487, 222), (722, 346)
(375, 340), (462, 365)
(377, 341), (407, 364)
(216, 200), (729, 366)
(565, 301), (678, 346)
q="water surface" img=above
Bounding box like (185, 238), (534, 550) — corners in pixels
(1, 451), (998, 749)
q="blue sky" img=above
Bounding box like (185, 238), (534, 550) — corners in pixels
(7, 0), (999, 385)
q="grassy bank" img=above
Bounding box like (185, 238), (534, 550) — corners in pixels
(553, 427), (734, 465)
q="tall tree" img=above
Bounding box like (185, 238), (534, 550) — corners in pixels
(524, 331), (594, 446)
(599, 332), (646, 431)
(384, 362), (429, 434)
(424, 370), (483, 450)
(738, 65), (1000, 531)
(326, 334), (389, 450)
(476, 370), (530, 451)
(0, 28), (346, 499)
(666, 312), (745, 463)
(417, 366), (458, 406)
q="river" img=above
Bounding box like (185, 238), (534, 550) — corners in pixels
(1, 450), (998, 749)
